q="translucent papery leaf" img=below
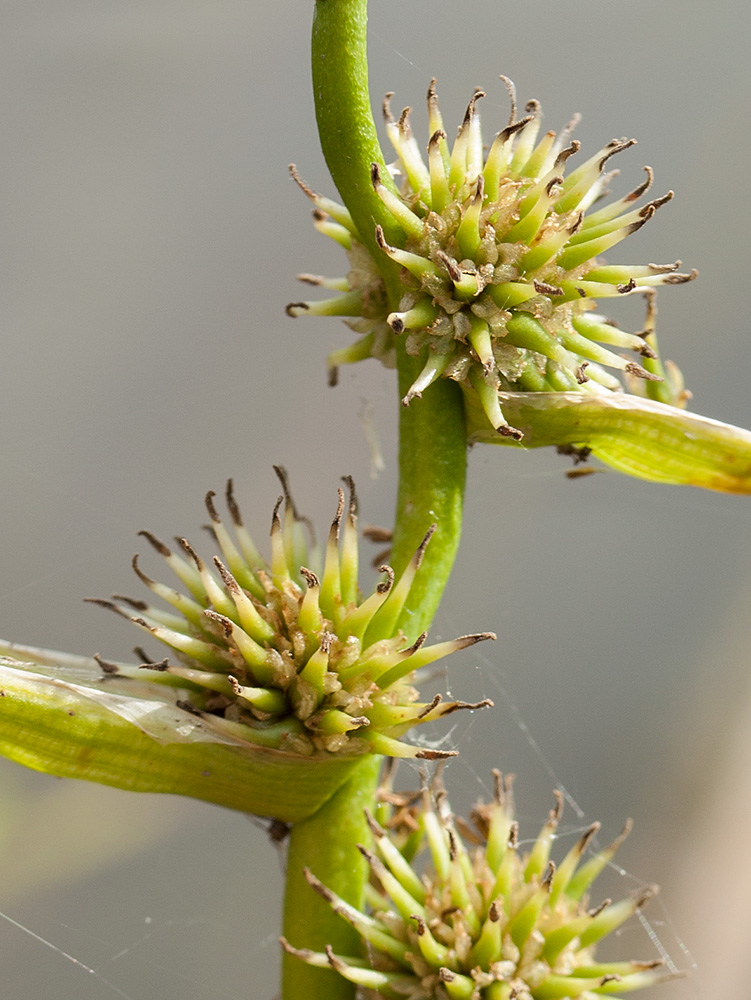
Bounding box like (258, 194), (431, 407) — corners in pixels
(464, 389), (751, 493)
(0, 643), (363, 822)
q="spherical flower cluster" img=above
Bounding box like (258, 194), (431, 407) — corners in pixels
(91, 471), (493, 759)
(284, 769), (679, 999)
(288, 78), (694, 439)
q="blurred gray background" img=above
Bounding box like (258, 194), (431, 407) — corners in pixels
(0, 1), (749, 997)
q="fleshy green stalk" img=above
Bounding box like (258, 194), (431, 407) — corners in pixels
(282, 756), (380, 1000)
(282, 4), (468, 998)
(391, 349), (467, 638)
(312, 0), (402, 291)
(311, 0), (467, 637)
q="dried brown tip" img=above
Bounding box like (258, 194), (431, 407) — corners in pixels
(397, 105), (412, 134)
(288, 163), (317, 201)
(364, 808), (386, 839)
(84, 597), (131, 620)
(324, 946), (347, 975)
(318, 631), (335, 654)
(498, 115), (533, 145)
(178, 536), (204, 570)
(374, 224), (391, 252)
(299, 566), (320, 590)
(405, 631), (428, 656)
(550, 788), (564, 824)
(131, 553), (155, 588)
(205, 490), (221, 524)
(204, 609), (234, 638)
(542, 860), (556, 890)
(225, 479), (242, 526)
(214, 557), (240, 594)
(413, 523), (437, 568)
(370, 162), (382, 189)
(273, 465), (301, 519)
(112, 594), (148, 612)
(303, 867), (334, 902)
(427, 76), (438, 105)
(608, 818), (634, 853)
(663, 268), (698, 284)
(498, 74), (517, 125)
(626, 165), (654, 202)
(576, 821), (601, 855)
(93, 653), (119, 675)
(285, 301), (308, 317)
(376, 564), (395, 594)
(625, 362), (662, 381)
(456, 631), (497, 648)
(341, 475), (358, 518)
(492, 769), (503, 805)
(363, 525), (393, 543)
(417, 694), (443, 719)
(447, 828), (458, 860)
(437, 698), (494, 717)
(415, 748), (459, 760)
(137, 530), (171, 557)
(462, 88), (485, 125)
(644, 190), (674, 213)
(588, 898), (611, 918)
(138, 658), (169, 672)
(329, 487), (345, 541)
(635, 884), (659, 909)
(429, 128), (447, 150)
(498, 424), (524, 441)
(599, 138), (637, 170)
(279, 937), (314, 962)
(271, 495), (284, 532)
(382, 91), (394, 123)
(534, 279), (564, 297)
(435, 250), (463, 283)
(554, 140), (581, 170)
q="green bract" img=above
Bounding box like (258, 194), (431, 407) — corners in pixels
(288, 78), (695, 439)
(0, 646), (361, 822)
(284, 770), (680, 999)
(0, 473), (494, 820)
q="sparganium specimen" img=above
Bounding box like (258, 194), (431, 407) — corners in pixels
(3, 4), (750, 998)
(288, 78), (695, 439)
(92, 469), (493, 760)
(284, 769), (678, 1000)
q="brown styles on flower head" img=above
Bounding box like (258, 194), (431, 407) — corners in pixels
(92, 470), (494, 759)
(288, 77), (695, 438)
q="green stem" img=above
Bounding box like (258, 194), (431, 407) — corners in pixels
(311, 0), (468, 638)
(391, 348), (467, 639)
(281, 755), (380, 1000)
(311, 0), (403, 294)
(280, 4), (469, 998)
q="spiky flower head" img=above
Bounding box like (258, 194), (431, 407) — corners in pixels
(284, 769), (680, 999)
(288, 78), (695, 439)
(92, 470), (493, 761)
